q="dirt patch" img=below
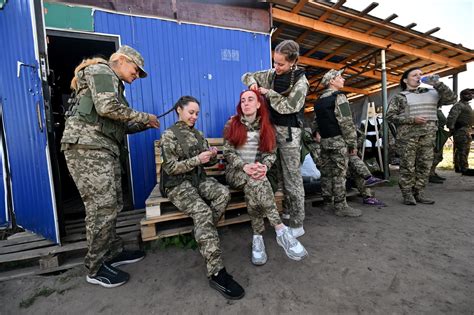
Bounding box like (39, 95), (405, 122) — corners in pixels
(2, 170), (473, 314)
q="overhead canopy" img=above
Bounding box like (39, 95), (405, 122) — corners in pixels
(270, 0), (474, 100)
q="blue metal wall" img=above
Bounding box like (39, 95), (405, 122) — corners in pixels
(0, 0), (58, 241)
(94, 11), (271, 208)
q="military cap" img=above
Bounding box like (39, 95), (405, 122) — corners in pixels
(321, 69), (344, 86)
(116, 45), (148, 78)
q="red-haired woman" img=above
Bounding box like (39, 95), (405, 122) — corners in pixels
(224, 90), (307, 265)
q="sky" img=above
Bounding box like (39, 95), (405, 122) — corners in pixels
(337, 0), (473, 107)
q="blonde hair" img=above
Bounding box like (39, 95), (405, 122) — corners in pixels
(70, 57), (107, 91)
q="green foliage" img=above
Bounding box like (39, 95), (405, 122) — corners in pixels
(145, 234), (198, 251)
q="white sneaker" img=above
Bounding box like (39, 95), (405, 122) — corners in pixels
(289, 226), (305, 238)
(251, 235), (267, 266)
(276, 228), (308, 261)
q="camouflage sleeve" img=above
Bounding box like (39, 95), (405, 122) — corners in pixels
(386, 94), (415, 125)
(241, 70), (273, 89)
(446, 102), (461, 130)
(161, 129), (201, 175)
(434, 82), (457, 105)
(265, 75), (309, 114)
(126, 122), (149, 134)
(223, 120), (247, 169)
(84, 65), (150, 124)
(260, 150), (277, 169)
(334, 94), (357, 149)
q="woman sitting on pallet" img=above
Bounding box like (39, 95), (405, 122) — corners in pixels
(223, 90), (308, 265)
(160, 96), (245, 300)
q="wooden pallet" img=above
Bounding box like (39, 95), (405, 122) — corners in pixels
(0, 209), (144, 281)
(142, 190), (284, 242)
(145, 136), (287, 241)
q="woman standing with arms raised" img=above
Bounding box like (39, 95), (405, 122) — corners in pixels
(241, 40), (309, 239)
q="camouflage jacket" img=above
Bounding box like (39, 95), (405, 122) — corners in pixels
(313, 89), (357, 150)
(61, 62), (150, 155)
(386, 82), (456, 138)
(161, 121), (216, 176)
(241, 68), (309, 115)
(446, 100), (473, 131)
(223, 117), (277, 175)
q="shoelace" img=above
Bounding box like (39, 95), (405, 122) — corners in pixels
(253, 238), (264, 251)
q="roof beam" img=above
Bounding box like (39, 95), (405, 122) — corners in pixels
(271, 0), (309, 41)
(298, 55), (399, 82)
(273, 8), (464, 68)
(318, 0), (346, 22)
(301, 2), (473, 57)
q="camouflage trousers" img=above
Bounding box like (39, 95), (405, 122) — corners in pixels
(167, 178), (230, 277)
(453, 128), (472, 171)
(226, 169), (282, 235)
(276, 126), (305, 228)
(64, 148), (123, 276)
(397, 133), (435, 195)
(348, 155), (373, 198)
(319, 145), (349, 210)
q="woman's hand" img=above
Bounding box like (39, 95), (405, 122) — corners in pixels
(348, 148), (358, 156)
(252, 162), (267, 180)
(414, 116), (428, 124)
(208, 146), (218, 157)
(314, 132), (321, 143)
(147, 114), (160, 128)
(198, 151), (214, 164)
(258, 87), (269, 95)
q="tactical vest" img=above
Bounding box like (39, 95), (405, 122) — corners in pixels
(269, 72), (305, 128)
(455, 102), (472, 129)
(313, 91), (343, 139)
(160, 124), (207, 197)
(400, 89), (439, 121)
(68, 65), (127, 144)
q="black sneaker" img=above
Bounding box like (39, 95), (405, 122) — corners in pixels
(86, 262), (129, 288)
(108, 250), (145, 267)
(209, 268), (245, 300)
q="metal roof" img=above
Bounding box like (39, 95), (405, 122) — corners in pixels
(270, 0), (474, 100)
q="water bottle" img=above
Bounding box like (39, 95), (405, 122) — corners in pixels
(421, 75), (440, 85)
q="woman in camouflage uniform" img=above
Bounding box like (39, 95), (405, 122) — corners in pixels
(223, 90), (307, 266)
(61, 45), (160, 288)
(241, 40), (309, 239)
(160, 96), (244, 300)
(387, 68), (456, 205)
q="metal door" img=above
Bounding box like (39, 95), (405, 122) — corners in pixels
(0, 0), (59, 242)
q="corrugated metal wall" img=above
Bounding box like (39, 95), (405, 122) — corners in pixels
(94, 11), (271, 208)
(0, 0), (57, 241)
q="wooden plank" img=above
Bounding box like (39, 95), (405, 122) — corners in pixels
(0, 241), (87, 264)
(0, 234), (46, 248)
(0, 239), (55, 255)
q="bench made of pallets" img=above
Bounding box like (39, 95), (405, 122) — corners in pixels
(141, 138), (284, 242)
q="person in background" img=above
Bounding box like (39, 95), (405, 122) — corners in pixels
(242, 39), (309, 238)
(447, 88), (473, 173)
(223, 90), (307, 266)
(312, 69), (362, 217)
(428, 109), (449, 183)
(160, 96), (244, 300)
(386, 68), (456, 205)
(61, 45), (160, 288)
